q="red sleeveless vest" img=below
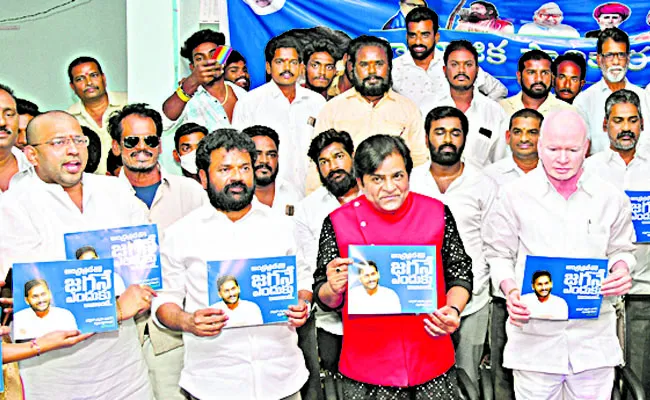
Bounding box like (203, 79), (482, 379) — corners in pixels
(329, 192), (455, 387)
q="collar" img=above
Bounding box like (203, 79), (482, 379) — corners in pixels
(344, 87), (397, 104)
(195, 196), (269, 224)
(267, 80), (309, 101)
(603, 146), (650, 164)
(396, 51), (439, 71)
(118, 163), (168, 194)
(596, 77), (630, 93)
(68, 91), (125, 115)
(531, 165), (599, 197)
(11, 146), (34, 175)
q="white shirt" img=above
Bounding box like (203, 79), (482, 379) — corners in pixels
(233, 81), (326, 194)
(14, 307), (79, 340)
(347, 286), (402, 315)
(392, 51), (508, 107)
(0, 173), (152, 400)
(269, 178), (304, 216)
(0, 147), (34, 195)
(584, 148), (650, 295)
(483, 166), (636, 374)
(574, 78), (650, 155)
(420, 89), (508, 167)
(410, 163), (496, 316)
(211, 300), (264, 327)
(152, 201), (309, 400)
(293, 186), (348, 335)
(520, 293), (569, 320)
(517, 23), (580, 38)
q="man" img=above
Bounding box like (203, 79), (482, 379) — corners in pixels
(484, 109), (635, 398)
(172, 122), (208, 182)
(348, 261), (402, 314)
(393, 7), (507, 108)
(75, 246), (99, 260)
(243, 0), (285, 15)
(585, 2), (631, 38)
(303, 38), (341, 99)
(14, 279), (79, 340)
(583, 89), (650, 397)
(314, 134), (472, 397)
(108, 103), (206, 400)
(162, 29), (246, 131)
(0, 84), (34, 195)
(243, 125), (302, 215)
(382, 0), (427, 30)
(224, 50), (250, 91)
(552, 52), (587, 104)
(210, 275), (264, 327)
(0, 111), (155, 399)
(410, 106), (496, 386)
(482, 108), (544, 399)
(16, 98), (41, 150)
(455, 1), (514, 33)
(520, 271), (569, 320)
(153, 129), (310, 400)
(420, 40), (508, 167)
(67, 56), (127, 175)
(574, 28), (650, 155)
(517, 2), (579, 38)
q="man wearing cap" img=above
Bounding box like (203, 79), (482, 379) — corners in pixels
(585, 2), (631, 38)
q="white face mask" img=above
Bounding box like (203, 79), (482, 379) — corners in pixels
(180, 150), (198, 174)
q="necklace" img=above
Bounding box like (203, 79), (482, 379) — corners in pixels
(218, 86), (230, 106)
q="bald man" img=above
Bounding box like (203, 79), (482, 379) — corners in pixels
(483, 109), (635, 398)
(1, 111), (156, 399)
(0, 83), (34, 194)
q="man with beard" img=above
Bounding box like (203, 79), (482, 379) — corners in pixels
(575, 28), (650, 155)
(153, 129), (310, 400)
(393, 7), (507, 107)
(0, 84), (34, 196)
(410, 106), (496, 387)
(224, 50), (250, 92)
(108, 103), (206, 400)
(162, 29), (246, 131)
(552, 53), (586, 105)
(233, 33), (325, 195)
(209, 276), (263, 327)
(420, 40), (508, 166)
(303, 39), (342, 99)
(584, 90), (650, 398)
(243, 125), (302, 215)
(455, 1), (514, 34)
(67, 56), (127, 175)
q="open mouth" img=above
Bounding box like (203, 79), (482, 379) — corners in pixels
(63, 160), (82, 173)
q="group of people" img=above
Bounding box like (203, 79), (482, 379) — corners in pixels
(0, 3), (649, 400)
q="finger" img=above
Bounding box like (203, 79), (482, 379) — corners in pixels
(423, 318), (447, 336)
(196, 308), (225, 317)
(601, 275), (631, 290)
(285, 310), (308, 320)
(508, 317), (524, 327)
(0, 298), (12, 304)
(287, 304), (307, 312)
(433, 310), (456, 326)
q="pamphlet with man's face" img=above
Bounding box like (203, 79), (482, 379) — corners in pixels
(347, 245), (437, 315)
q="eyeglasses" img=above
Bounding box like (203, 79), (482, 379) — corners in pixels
(122, 135), (160, 149)
(30, 136), (89, 148)
(602, 52), (628, 61)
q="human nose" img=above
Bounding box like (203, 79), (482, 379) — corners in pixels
(367, 62), (377, 75)
(521, 131), (530, 142)
(558, 150), (569, 163)
(258, 152), (268, 164)
(384, 177), (397, 192)
(317, 63), (326, 75)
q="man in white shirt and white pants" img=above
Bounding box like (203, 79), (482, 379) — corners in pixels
(484, 109), (635, 399)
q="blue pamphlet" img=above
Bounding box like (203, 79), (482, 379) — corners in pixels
(207, 255), (298, 328)
(12, 259), (117, 340)
(347, 245), (437, 315)
(63, 224), (162, 290)
(521, 256), (608, 320)
(626, 191), (650, 243)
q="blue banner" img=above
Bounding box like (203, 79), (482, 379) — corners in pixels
(228, 0), (650, 94)
(626, 190), (650, 243)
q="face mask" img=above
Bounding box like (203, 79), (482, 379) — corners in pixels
(180, 150), (198, 174)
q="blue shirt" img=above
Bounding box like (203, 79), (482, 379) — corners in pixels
(133, 182), (161, 209)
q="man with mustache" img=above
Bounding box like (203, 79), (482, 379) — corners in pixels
(153, 129), (310, 400)
(224, 50), (251, 92)
(348, 261), (402, 314)
(575, 28), (650, 155)
(243, 125), (302, 215)
(233, 33), (326, 195)
(16, 98), (41, 150)
(108, 103), (207, 400)
(393, 7), (507, 108)
(420, 40), (508, 167)
(303, 39), (342, 99)
(67, 56), (127, 175)
(0, 84), (34, 195)
(455, 1), (514, 34)
(584, 89), (650, 398)
(519, 271), (569, 320)
(410, 106), (496, 387)
(209, 275), (263, 327)
(552, 53), (586, 104)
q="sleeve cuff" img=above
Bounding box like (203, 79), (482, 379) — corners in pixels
(447, 279), (472, 302)
(313, 281), (343, 312)
(608, 252), (636, 273)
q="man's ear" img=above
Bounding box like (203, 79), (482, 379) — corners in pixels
(199, 169), (208, 190)
(111, 140), (122, 157)
(173, 149), (181, 163)
(24, 146), (38, 167)
(266, 62), (272, 76)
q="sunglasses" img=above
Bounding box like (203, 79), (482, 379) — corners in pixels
(123, 135), (160, 149)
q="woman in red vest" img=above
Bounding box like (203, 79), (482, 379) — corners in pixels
(313, 134), (473, 399)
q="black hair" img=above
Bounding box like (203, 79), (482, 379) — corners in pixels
(265, 33), (303, 64)
(225, 50), (246, 67)
(354, 134), (412, 180)
(16, 98), (41, 117)
(180, 29), (226, 62)
(304, 38), (344, 64)
(107, 103), (163, 142)
(597, 27), (630, 54)
(518, 50), (552, 74)
(242, 125), (280, 148)
(471, 1), (498, 17)
(67, 56), (103, 82)
(443, 40), (479, 65)
(532, 270), (552, 284)
(75, 245), (98, 260)
(425, 106), (469, 137)
(217, 275), (239, 292)
(25, 279), (49, 296)
(405, 7), (439, 33)
(551, 52), (587, 81)
(0, 83), (16, 102)
(605, 89), (642, 120)
(174, 123), (208, 152)
(509, 108), (544, 130)
(365, 260), (379, 272)
(308, 129), (355, 164)
(347, 35), (393, 71)
(196, 128), (258, 173)
(82, 126), (102, 174)
(106, 149), (123, 175)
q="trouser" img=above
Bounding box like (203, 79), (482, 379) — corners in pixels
(316, 327), (342, 373)
(454, 303), (489, 386)
(513, 367), (614, 400)
(625, 294), (650, 398)
(490, 298), (515, 400)
(297, 313), (323, 400)
(185, 391), (302, 400)
(142, 336), (185, 400)
(340, 369), (459, 400)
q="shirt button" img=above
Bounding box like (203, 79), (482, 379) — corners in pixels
(354, 201), (360, 207)
(360, 221), (367, 227)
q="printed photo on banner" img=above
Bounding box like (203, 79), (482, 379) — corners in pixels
(12, 259), (118, 341)
(347, 245), (437, 315)
(207, 255), (298, 328)
(242, 0), (285, 15)
(63, 224), (162, 290)
(521, 255), (608, 320)
(626, 190), (650, 243)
